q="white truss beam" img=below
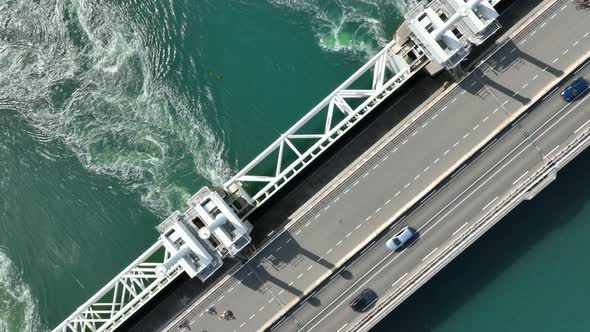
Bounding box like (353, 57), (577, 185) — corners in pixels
(224, 39), (423, 206)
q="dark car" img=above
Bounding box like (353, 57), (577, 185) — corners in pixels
(561, 77), (589, 102)
(349, 288), (378, 312)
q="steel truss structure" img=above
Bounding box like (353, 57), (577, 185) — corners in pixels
(54, 36), (426, 332)
(53, 241), (182, 332)
(224, 39), (424, 206)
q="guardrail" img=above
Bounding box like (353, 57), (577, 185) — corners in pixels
(349, 125), (590, 331)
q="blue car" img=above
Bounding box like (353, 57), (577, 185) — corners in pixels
(561, 77), (589, 102)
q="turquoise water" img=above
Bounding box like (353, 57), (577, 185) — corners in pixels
(0, 1), (588, 331)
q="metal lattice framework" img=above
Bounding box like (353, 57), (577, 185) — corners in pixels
(224, 39), (424, 206)
(53, 242), (182, 332)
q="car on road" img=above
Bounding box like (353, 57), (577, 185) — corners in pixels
(561, 77), (589, 102)
(385, 226), (416, 251)
(349, 288), (378, 312)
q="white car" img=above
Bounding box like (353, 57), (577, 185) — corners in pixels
(385, 226), (415, 251)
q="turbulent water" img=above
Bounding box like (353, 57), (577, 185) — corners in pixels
(0, 0), (405, 330)
(2, 1), (590, 332)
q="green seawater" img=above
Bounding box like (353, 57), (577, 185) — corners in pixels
(0, 1), (588, 331)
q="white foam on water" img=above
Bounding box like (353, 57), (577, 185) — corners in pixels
(0, 0), (232, 216)
(268, 0), (407, 58)
(0, 251), (45, 332)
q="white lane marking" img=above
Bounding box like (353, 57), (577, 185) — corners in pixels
(543, 86), (560, 101)
(493, 108), (498, 114)
(404, 183), (411, 189)
(422, 247), (438, 261)
(562, 49), (569, 56)
(392, 147), (398, 153)
(391, 273), (408, 287)
(304, 222), (310, 228)
(278, 290), (284, 295)
(502, 100), (509, 106)
(420, 190), (437, 204)
(532, 74), (538, 81)
(228, 287), (234, 293)
(334, 197), (340, 203)
(336, 323), (349, 332)
(573, 40), (580, 47)
(432, 113), (438, 120)
(297, 273), (303, 279)
(451, 98), (457, 103)
(288, 282), (294, 287)
(346, 232), (352, 238)
(441, 106), (447, 112)
(473, 124), (480, 131)
(544, 145), (560, 159)
(483, 116), (489, 122)
(247, 271), (253, 276)
(461, 90), (466, 95)
(522, 83), (529, 89)
(301, 241), (407, 331)
(463, 133), (470, 139)
(434, 158), (440, 164)
(412, 131), (418, 137)
(414, 174), (420, 180)
(336, 240), (343, 246)
(550, 13), (557, 20)
(326, 248), (333, 255)
(344, 189), (350, 194)
(500, 56), (506, 62)
(240, 322), (246, 328)
(385, 199), (392, 205)
(561, 4), (567, 11)
(218, 295), (225, 301)
(376, 207), (382, 213)
(444, 150), (450, 156)
(363, 172), (369, 178)
(317, 256), (323, 262)
(307, 265), (313, 271)
(552, 57), (559, 64)
(353, 181), (359, 186)
(453, 141), (460, 147)
(424, 166), (430, 172)
(372, 164), (379, 170)
(315, 214), (321, 219)
(249, 314), (255, 320)
(471, 81), (478, 87)
(512, 170), (529, 185)
(452, 222), (469, 236)
(530, 30), (536, 37)
(286, 238), (292, 244)
(540, 22), (546, 28)
(519, 38), (527, 45)
(421, 92), (590, 237)
(510, 47), (517, 54)
(295, 230), (301, 236)
(383, 155), (389, 161)
(422, 122), (429, 128)
(512, 90), (520, 97)
(355, 224), (362, 230)
(268, 298), (275, 304)
(585, 32), (590, 38)
(575, 119), (590, 133)
(482, 196), (499, 210)
(365, 216), (372, 221)
(402, 139), (408, 145)
(394, 191), (401, 197)
(259, 306), (265, 312)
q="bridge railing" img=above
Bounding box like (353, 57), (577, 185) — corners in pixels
(53, 241), (183, 332)
(348, 125), (590, 331)
(224, 39), (424, 206)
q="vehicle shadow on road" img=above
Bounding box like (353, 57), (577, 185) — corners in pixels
(371, 149), (590, 332)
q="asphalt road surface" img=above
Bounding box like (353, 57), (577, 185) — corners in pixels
(174, 1), (590, 331)
(273, 46), (590, 332)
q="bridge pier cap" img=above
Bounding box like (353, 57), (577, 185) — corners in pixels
(407, 0), (500, 69)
